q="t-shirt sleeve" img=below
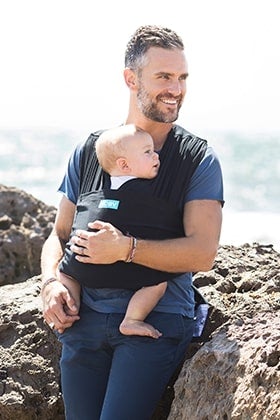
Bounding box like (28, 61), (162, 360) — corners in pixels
(58, 141), (84, 204)
(185, 146), (224, 206)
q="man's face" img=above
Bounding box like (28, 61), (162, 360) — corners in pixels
(136, 47), (188, 123)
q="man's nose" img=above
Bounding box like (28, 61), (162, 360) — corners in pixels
(167, 80), (182, 96)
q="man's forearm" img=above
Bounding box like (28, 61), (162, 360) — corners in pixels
(133, 236), (218, 273)
(40, 234), (65, 281)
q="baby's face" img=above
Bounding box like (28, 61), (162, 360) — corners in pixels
(125, 133), (160, 179)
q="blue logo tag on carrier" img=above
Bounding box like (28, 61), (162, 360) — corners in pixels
(98, 199), (120, 210)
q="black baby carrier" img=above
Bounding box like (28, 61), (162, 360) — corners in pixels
(59, 125), (207, 290)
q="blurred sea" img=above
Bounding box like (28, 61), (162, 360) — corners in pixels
(0, 128), (279, 251)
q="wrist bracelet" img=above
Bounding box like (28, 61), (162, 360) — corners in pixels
(40, 277), (58, 294)
(125, 236), (137, 263)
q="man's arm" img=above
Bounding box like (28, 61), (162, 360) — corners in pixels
(41, 195), (80, 332)
(134, 200), (222, 272)
(71, 199), (222, 273)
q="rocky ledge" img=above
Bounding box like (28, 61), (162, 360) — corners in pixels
(0, 185), (279, 419)
(0, 184), (56, 286)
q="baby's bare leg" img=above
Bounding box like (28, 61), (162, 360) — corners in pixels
(120, 282), (167, 339)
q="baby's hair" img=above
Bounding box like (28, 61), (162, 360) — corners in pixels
(95, 124), (146, 173)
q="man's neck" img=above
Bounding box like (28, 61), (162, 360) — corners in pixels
(125, 116), (173, 151)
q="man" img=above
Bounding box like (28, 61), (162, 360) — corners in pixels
(41, 25), (224, 420)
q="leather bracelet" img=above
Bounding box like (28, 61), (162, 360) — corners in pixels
(125, 236), (137, 263)
(40, 277), (58, 294)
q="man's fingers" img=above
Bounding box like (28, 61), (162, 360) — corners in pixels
(87, 220), (109, 231)
(70, 243), (89, 258)
(64, 292), (79, 314)
(74, 229), (93, 240)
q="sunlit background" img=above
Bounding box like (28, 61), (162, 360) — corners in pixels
(1, 0), (279, 250)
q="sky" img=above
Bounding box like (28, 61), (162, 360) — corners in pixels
(1, 0), (280, 136)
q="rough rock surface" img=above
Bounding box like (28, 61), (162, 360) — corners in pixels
(0, 186), (279, 419)
(0, 277), (63, 420)
(169, 312), (280, 420)
(168, 244), (280, 420)
(0, 184), (56, 286)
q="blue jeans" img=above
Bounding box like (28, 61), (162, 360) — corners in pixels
(58, 303), (194, 420)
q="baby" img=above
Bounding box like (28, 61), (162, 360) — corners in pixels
(59, 124), (167, 338)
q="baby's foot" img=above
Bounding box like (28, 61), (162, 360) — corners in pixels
(119, 319), (162, 339)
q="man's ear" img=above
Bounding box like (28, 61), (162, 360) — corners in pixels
(116, 157), (130, 173)
(124, 68), (137, 90)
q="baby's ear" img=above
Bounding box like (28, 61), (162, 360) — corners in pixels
(116, 157), (130, 173)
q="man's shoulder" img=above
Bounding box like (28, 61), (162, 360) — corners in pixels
(84, 129), (106, 146)
(171, 125), (208, 160)
(173, 124), (207, 145)
(79, 129), (107, 159)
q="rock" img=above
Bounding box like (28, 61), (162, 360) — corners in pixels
(0, 185), (56, 285)
(0, 277), (64, 420)
(168, 244), (280, 420)
(1, 245), (279, 420)
(168, 313), (280, 420)
(0, 186), (279, 419)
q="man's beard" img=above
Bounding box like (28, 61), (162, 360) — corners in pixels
(137, 84), (182, 123)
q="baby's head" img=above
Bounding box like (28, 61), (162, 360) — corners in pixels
(95, 124), (160, 179)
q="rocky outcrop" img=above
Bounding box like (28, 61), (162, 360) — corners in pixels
(0, 277), (63, 420)
(0, 185), (56, 285)
(0, 186), (279, 419)
(169, 312), (280, 420)
(167, 244), (280, 420)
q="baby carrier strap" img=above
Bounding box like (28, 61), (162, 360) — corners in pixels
(151, 125), (208, 208)
(79, 129), (108, 194)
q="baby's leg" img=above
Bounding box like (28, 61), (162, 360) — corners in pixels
(119, 282), (167, 339)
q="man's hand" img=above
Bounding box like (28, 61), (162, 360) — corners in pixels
(70, 220), (131, 264)
(42, 280), (80, 334)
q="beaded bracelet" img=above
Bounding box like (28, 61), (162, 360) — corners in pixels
(40, 277), (58, 294)
(125, 236), (137, 263)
